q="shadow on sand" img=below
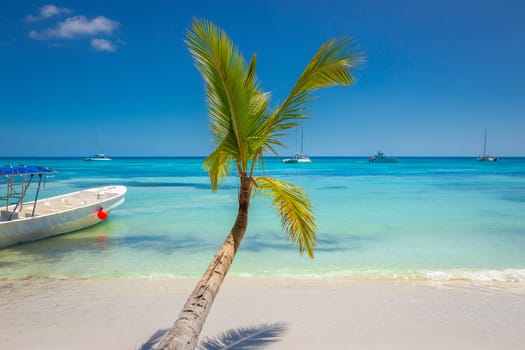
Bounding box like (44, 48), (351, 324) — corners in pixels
(140, 323), (288, 350)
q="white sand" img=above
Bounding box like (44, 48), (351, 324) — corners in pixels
(1, 278), (524, 350)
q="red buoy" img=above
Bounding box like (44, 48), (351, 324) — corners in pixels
(97, 209), (109, 220)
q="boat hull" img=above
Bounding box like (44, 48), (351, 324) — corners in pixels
(0, 186), (126, 248)
(283, 153), (312, 163)
(283, 158), (312, 163)
(84, 154), (112, 161)
(477, 156), (498, 162)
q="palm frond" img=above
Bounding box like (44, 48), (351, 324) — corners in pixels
(203, 143), (234, 192)
(245, 54), (258, 90)
(265, 37), (364, 143)
(254, 177), (317, 258)
(185, 18), (254, 171)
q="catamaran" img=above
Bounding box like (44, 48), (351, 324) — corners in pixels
(283, 127), (312, 163)
(0, 165), (126, 248)
(477, 129), (498, 162)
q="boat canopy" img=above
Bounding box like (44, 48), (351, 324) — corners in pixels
(1, 165), (57, 177)
(1, 165), (57, 221)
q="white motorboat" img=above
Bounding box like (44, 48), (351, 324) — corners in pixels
(0, 165), (126, 248)
(369, 150), (397, 163)
(85, 153), (112, 161)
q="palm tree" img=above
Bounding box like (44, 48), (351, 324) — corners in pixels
(157, 18), (363, 350)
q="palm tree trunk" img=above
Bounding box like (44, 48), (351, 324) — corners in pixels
(157, 176), (253, 350)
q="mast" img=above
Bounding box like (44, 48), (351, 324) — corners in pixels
(295, 127), (299, 156)
(483, 128), (487, 156)
(300, 126), (304, 154)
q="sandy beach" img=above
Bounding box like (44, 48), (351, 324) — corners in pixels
(1, 278), (524, 350)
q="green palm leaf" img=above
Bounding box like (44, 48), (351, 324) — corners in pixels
(203, 142), (233, 192)
(266, 38), (364, 141)
(254, 177), (317, 258)
(185, 18), (266, 172)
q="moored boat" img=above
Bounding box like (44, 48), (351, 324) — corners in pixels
(0, 165), (126, 248)
(85, 133), (111, 161)
(477, 129), (498, 162)
(283, 127), (312, 164)
(85, 153), (112, 161)
(283, 153), (312, 164)
(369, 151), (397, 163)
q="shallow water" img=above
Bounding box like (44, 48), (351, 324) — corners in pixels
(1, 157), (524, 281)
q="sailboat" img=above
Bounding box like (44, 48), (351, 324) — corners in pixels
(283, 127), (312, 163)
(85, 133), (112, 161)
(477, 128), (498, 162)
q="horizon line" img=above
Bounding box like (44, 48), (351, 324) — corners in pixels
(2, 155), (524, 159)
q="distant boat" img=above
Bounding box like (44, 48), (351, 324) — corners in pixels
(0, 165), (126, 248)
(283, 153), (312, 164)
(283, 127), (312, 164)
(477, 129), (498, 162)
(369, 151), (397, 163)
(85, 153), (112, 161)
(85, 133), (111, 161)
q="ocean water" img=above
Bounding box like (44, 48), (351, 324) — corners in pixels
(1, 157), (524, 282)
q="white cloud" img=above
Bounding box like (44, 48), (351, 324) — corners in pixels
(29, 16), (120, 40)
(91, 38), (116, 52)
(57, 16), (119, 38)
(26, 7), (121, 52)
(41, 4), (69, 18)
(25, 4), (71, 22)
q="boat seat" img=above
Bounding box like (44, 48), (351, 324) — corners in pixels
(1, 210), (19, 220)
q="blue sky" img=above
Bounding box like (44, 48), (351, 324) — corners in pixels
(1, 0), (524, 157)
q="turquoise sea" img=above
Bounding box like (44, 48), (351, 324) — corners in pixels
(1, 157), (524, 282)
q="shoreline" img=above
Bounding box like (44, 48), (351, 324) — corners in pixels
(1, 278), (524, 350)
(3, 268), (525, 282)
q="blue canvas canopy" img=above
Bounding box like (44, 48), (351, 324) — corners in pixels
(1, 165), (57, 177)
(1, 165), (57, 220)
